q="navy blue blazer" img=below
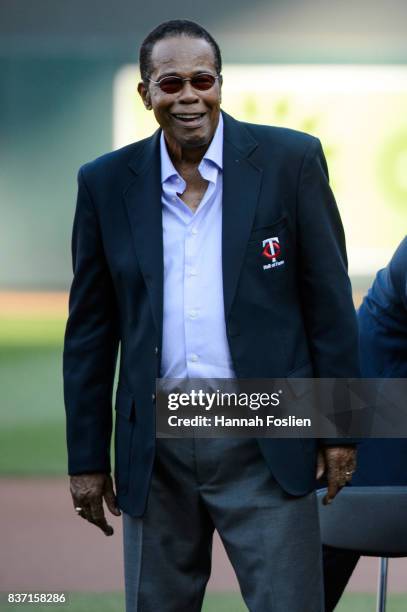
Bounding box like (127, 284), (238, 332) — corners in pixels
(63, 110), (360, 517)
(351, 236), (407, 486)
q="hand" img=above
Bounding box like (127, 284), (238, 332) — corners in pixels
(316, 446), (357, 505)
(70, 473), (121, 536)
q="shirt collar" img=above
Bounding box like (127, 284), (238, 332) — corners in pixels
(160, 112), (223, 184)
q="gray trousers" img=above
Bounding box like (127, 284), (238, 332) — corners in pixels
(122, 438), (323, 612)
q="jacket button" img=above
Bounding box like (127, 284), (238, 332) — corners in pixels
(152, 393), (156, 403)
(154, 346), (159, 355)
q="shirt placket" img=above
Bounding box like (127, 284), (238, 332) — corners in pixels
(184, 215), (202, 377)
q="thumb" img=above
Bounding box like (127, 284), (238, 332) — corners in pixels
(103, 476), (121, 516)
(316, 450), (326, 480)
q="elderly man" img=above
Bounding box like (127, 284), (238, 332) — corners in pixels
(64, 19), (358, 612)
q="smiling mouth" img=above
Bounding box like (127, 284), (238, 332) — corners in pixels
(172, 113), (205, 123)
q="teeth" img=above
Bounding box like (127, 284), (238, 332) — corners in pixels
(174, 114), (202, 119)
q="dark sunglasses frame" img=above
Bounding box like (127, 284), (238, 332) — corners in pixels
(147, 73), (221, 94)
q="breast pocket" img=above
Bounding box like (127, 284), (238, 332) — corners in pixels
(246, 216), (289, 274)
(114, 385), (136, 494)
(247, 215), (288, 245)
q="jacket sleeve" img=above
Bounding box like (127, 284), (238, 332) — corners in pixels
(388, 236), (407, 312)
(63, 167), (120, 475)
(358, 235), (407, 376)
(296, 138), (360, 446)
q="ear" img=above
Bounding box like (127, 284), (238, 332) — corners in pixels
(218, 73), (223, 104)
(137, 81), (152, 110)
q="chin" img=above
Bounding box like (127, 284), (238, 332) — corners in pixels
(181, 131), (212, 149)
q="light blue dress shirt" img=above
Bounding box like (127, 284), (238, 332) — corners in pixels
(160, 113), (236, 379)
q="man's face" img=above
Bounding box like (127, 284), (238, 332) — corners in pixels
(138, 36), (222, 150)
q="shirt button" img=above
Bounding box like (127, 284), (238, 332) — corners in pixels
(190, 354), (199, 362)
(191, 228), (198, 235)
(189, 269), (197, 277)
(172, 197), (177, 202)
(189, 310), (198, 319)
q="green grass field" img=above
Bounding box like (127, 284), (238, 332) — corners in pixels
(1, 592), (407, 612)
(0, 343), (67, 475)
(0, 316), (70, 475)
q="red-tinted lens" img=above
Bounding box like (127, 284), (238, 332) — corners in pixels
(158, 74), (216, 93)
(191, 74), (216, 90)
(159, 77), (183, 94)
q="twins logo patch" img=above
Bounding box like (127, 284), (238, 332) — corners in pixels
(262, 236), (285, 270)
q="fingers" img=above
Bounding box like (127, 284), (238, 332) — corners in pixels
(70, 473), (118, 536)
(322, 446), (357, 505)
(344, 453), (357, 477)
(323, 480), (342, 505)
(73, 496), (114, 536)
(103, 476), (121, 517)
(88, 499), (114, 536)
(340, 450), (357, 487)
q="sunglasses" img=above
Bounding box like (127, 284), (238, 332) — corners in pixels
(148, 73), (220, 94)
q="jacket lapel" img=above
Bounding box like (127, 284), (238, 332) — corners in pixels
(123, 130), (163, 343)
(222, 111), (263, 316)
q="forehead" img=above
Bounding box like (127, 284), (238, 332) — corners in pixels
(150, 36), (216, 77)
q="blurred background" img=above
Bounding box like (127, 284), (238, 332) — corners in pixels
(1, 1), (406, 610)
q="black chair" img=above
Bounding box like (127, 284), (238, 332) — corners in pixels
(317, 487), (407, 612)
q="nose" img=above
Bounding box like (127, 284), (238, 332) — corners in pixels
(178, 80), (200, 103)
